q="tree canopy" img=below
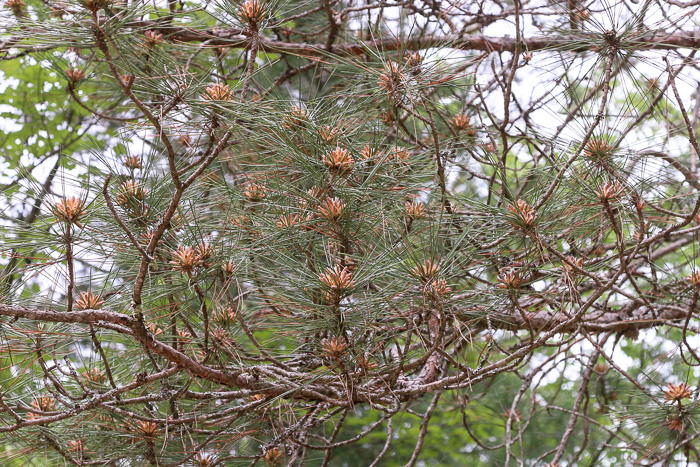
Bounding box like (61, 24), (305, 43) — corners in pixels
(3, 0), (700, 465)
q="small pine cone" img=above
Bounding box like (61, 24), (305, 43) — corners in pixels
(83, 368), (107, 384)
(322, 147), (353, 177)
(664, 382), (693, 404)
(377, 61), (407, 102)
(410, 259), (440, 283)
(202, 83), (232, 101)
(143, 30), (163, 47)
(319, 265), (355, 297)
(264, 446), (283, 466)
(238, 0), (265, 25)
(594, 182), (622, 202)
(4, 0), (25, 16)
(318, 124), (339, 143)
(507, 199), (537, 228)
(66, 67), (86, 86)
(497, 269), (522, 290)
(124, 155), (141, 169)
(170, 246), (203, 275)
(213, 306), (237, 327)
(318, 197), (346, 222)
(321, 336), (347, 359)
(75, 291), (104, 310)
(276, 213), (301, 228)
(135, 420), (161, 439)
(244, 183), (267, 202)
(282, 104), (308, 129)
(53, 197), (86, 226)
(405, 200), (426, 219)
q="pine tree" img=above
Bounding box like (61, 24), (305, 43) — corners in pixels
(2, 0), (700, 465)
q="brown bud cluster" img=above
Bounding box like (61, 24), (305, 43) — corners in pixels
(667, 416), (684, 432)
(116, 180), (145, 206)
(355, 355), (378, 374)
(124, 155), (141, 169)
(359, 145), (378, 164)
(28, 395), (56, 419)
(203, 83), (233, 101)
(143, 30), (163, 47)
(67, 439), (84, 453)
(213, 306), (237, 327)
(561, 256), (584, 275)
(321, 336), (347, 359)
(405, 200), (426, 219)
(134, 420), (161, 439)
(244, 183), (267, 202)
(282, 104), (308, 129)
(318, 197), (346, 222)
(410, 259), (440, 283)
(264, 447), (283, 465)
(689, 271), (700, 288)
(318, 125), (339, 143)
(222, 260), (236, 276)
(388, 146), (410, 162)
(75, 290), (104, 310)
(319, 265), (355, 299)
(276, 213), (301, 229)
(170, 245), (204, 275)
(584, 137), (615, 161)
(4, 0), (25, 16)
(238, 0), (265, 25)
(378, 61), (407, 103)
(664, 382), (693, 404)
(405, 52), (423, 72)
(66, 67), (86, 86)
(322, 147), (353, 177)
(83, 367), (107, 384)
(450, 114), (478, 136)
(497, 269), (522, 290)
(82, 0), (109, 11)
(507, 199), (537, 228)
(594, 182), (622, 202)
(53, 197), (86, 227)
(194, 452), (217, 467)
